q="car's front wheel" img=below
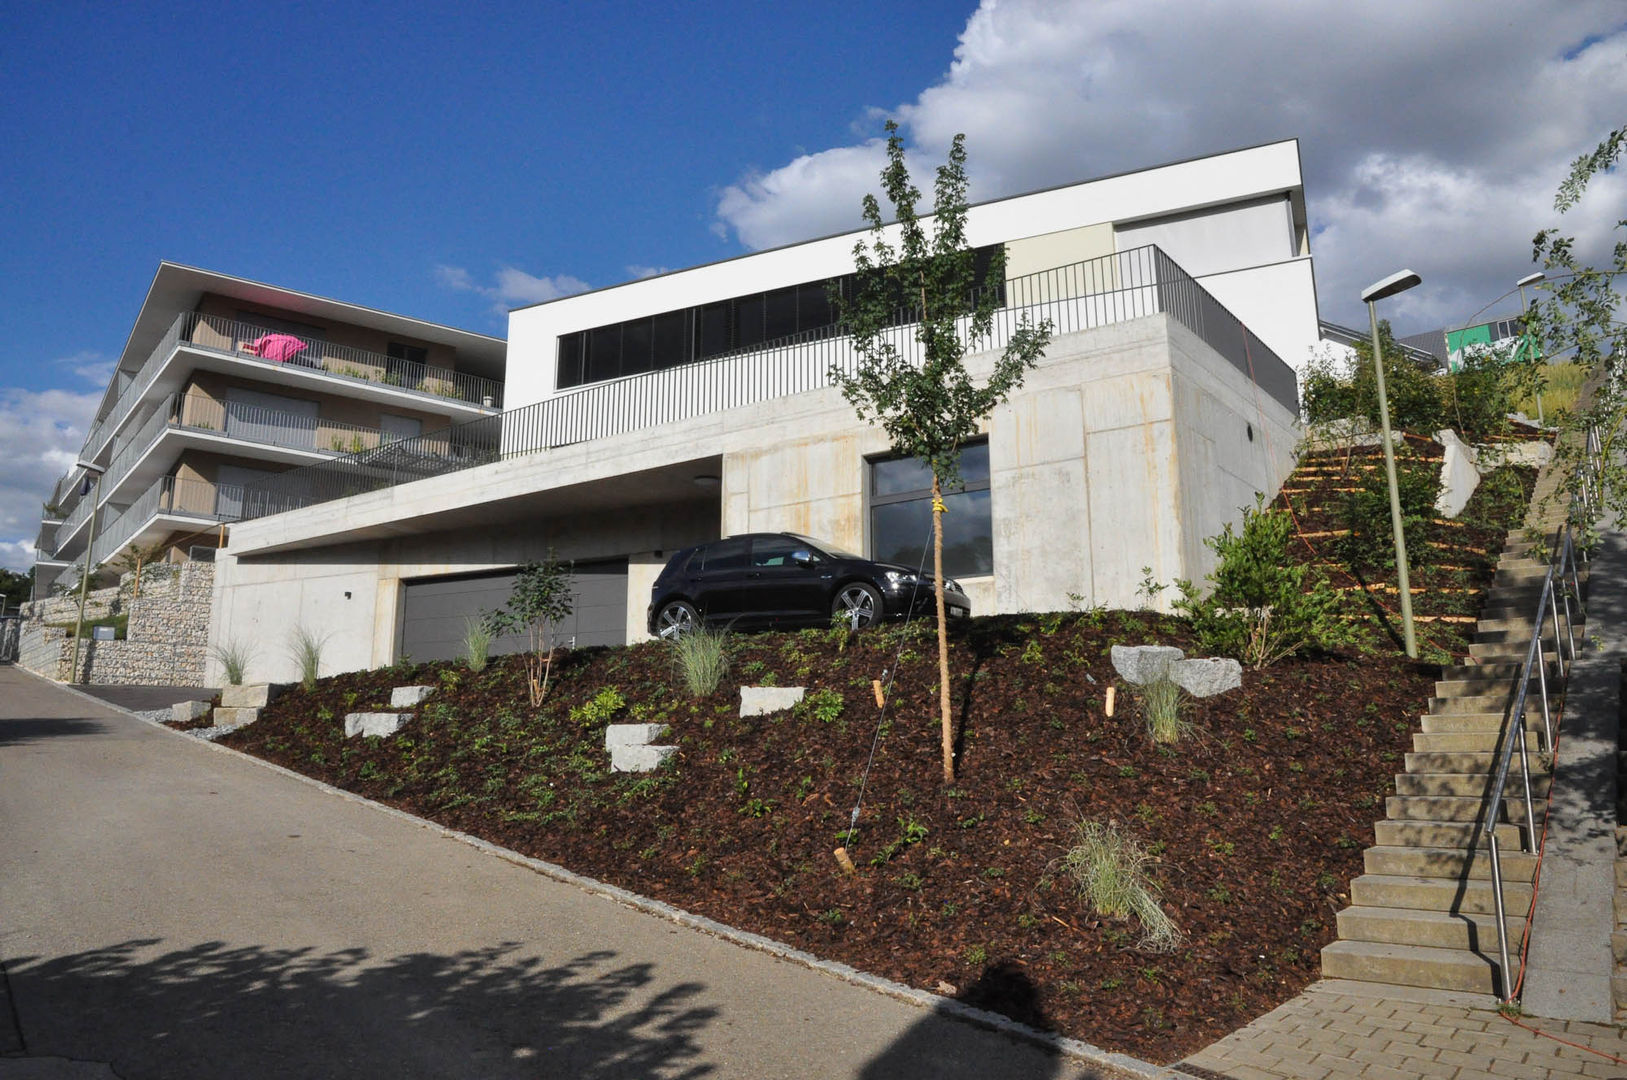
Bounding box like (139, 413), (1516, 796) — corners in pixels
(655, 600), (700, 640)
(832, 582), (883, 629)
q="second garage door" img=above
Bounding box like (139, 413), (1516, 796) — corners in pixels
(400, 559), (630, 663)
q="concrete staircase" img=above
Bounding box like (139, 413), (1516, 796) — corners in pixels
(1321, 513), (1581, 995)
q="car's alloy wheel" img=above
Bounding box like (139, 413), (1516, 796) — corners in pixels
(656, 600), (699, 639)
(833, 583), (882, 629)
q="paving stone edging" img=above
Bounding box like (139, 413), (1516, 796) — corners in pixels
(26, 668), (1167, 1080)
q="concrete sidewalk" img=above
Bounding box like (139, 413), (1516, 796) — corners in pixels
(0, 666), (1140, 1080)
(1178, 980), (1627, 1080)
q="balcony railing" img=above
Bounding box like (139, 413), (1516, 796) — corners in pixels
(48, 392), (418, 562)
(236, 244), (1297, 521)
(86, 475), (249, 571)
(76, 310), (503, 465)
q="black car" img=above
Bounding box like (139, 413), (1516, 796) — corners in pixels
(647, 532), (972, 639)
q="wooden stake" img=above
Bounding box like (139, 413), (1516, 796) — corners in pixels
(871, 679), (886, 708)
(833, 847), (857, 876)
(1104, 685), (1116, 717)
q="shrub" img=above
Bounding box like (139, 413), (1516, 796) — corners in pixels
(210, 637), (253, 685)
(1338, 445), (1442, 570)
(1177, 495), (1354, 668)
(671, 625), (730, 697)
(287, 625), (328, 691)
(485, 554), (575, 706)
(1057, 820), (1180, 952)
(461, 616), (494, 673)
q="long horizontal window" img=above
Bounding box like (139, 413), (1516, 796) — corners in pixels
(556, 247), (1002, 390)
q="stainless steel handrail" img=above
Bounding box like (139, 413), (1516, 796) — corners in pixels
(1482, 424), (1600, 999)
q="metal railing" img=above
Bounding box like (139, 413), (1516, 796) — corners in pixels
(85, 475), (250, 571)
(1481, 523), (1584, 999)
(49, 392), (414, 562)
(237, 244), (1298, 520)
(76, 310), (502, 465)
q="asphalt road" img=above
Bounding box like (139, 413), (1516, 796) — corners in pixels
(0, 666), (1145, 1079)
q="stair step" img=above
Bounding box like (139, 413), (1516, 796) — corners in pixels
(1336, 905), (1521, 952)
(1469, 642), (1561, 662)
(1406, 750), (1551, 774)
(1434, 677), (1520, 698)
(1474, 626), (1576, 646)
(1349, 873), (1533, 916)
(1431, 694), (1514, 714)
(1363, 845), (1538, 882)
(1373, 818), (1524, 848)
(1319, 940), (1502, 995)
(1412, 730), (1539, 754)
(1419, 712), (1516, 733)
(1393, 773), (1548, 798)
(1386, 795), (1532, 822)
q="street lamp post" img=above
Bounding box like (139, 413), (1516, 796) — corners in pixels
(1517, 271), (1546, 425)
(1362, 269), (1424, 659)
(68, 461), (105, 684)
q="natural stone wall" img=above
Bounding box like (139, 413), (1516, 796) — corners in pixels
(14, 563), (215, 686)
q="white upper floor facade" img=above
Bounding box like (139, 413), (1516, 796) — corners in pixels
(506, 138), (1319, 411)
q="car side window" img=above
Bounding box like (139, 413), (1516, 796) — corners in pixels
(702, 538), (749, 572)
(750, 536), (811, 567)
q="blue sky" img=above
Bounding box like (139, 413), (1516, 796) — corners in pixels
(1, 1), (1623, 570)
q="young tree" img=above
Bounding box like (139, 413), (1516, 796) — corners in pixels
(1525, 124), (1627, 525)
(486, 554), (575, 706)
(831, 121), (1052, 783)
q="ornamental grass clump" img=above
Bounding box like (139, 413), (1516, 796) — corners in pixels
(1058, 820), (1181, 952)
(287, 625), (328, 692)
(1138, 676), (1188, 745)
(462, 616), (494, 673)
(209, 637), (253, 686)
(671, 625), (730, 697)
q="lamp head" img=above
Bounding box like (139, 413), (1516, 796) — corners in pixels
(1516, 272), (1545, 288)
(1361, 269), (1422, 304)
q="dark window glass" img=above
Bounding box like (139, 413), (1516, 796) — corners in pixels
(871, 489), (992, 578)
(702, 538), (749, 571)
(735, 293), (765, 349)
(587, 325), (621, 382)
(763, 286), (798, 342)
(697, 301), (732, 359)
(652, 310), (688, 369)
(386, 342), (428, 388)
(750, 535), (804, 567)
(796, 281), (833, 334)
(621, 318), (654, 376)
(557, 333), (585, 388)
(869, 441), (992, 579)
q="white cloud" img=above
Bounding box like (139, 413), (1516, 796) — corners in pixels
(436, 263), (591, 314)
(0, 382), (101, 573)
(54, 349), (115, 387)
(626, 265), (673, 281)
(712, 0), (1627, 331)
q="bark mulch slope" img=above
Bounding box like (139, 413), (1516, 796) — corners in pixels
(222, 615), (1432, 1063)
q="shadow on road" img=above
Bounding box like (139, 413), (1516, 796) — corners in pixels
(857, 963), (1124, 1080)
(5, 939), (718, 1079)
(0, 716), (111, 747)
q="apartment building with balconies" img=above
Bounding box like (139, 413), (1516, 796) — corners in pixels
(34, 264), (504, 599)
(201, 139), (1320, 683)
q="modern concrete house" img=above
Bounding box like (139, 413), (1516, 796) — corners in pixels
(201, 138), (1320, 683)
(33, 264), (506, 599)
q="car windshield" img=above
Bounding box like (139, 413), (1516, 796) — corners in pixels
(787, 533), (862, 561)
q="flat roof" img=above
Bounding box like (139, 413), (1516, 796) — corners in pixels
(93, 262), (507, 425)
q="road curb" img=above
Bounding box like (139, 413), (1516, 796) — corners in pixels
(21, 667), (1170, 1078)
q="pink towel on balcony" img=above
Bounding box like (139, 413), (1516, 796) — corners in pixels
(246, 334), (309, 363)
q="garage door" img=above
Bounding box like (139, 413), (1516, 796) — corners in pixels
(399, 559), (630, 663)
